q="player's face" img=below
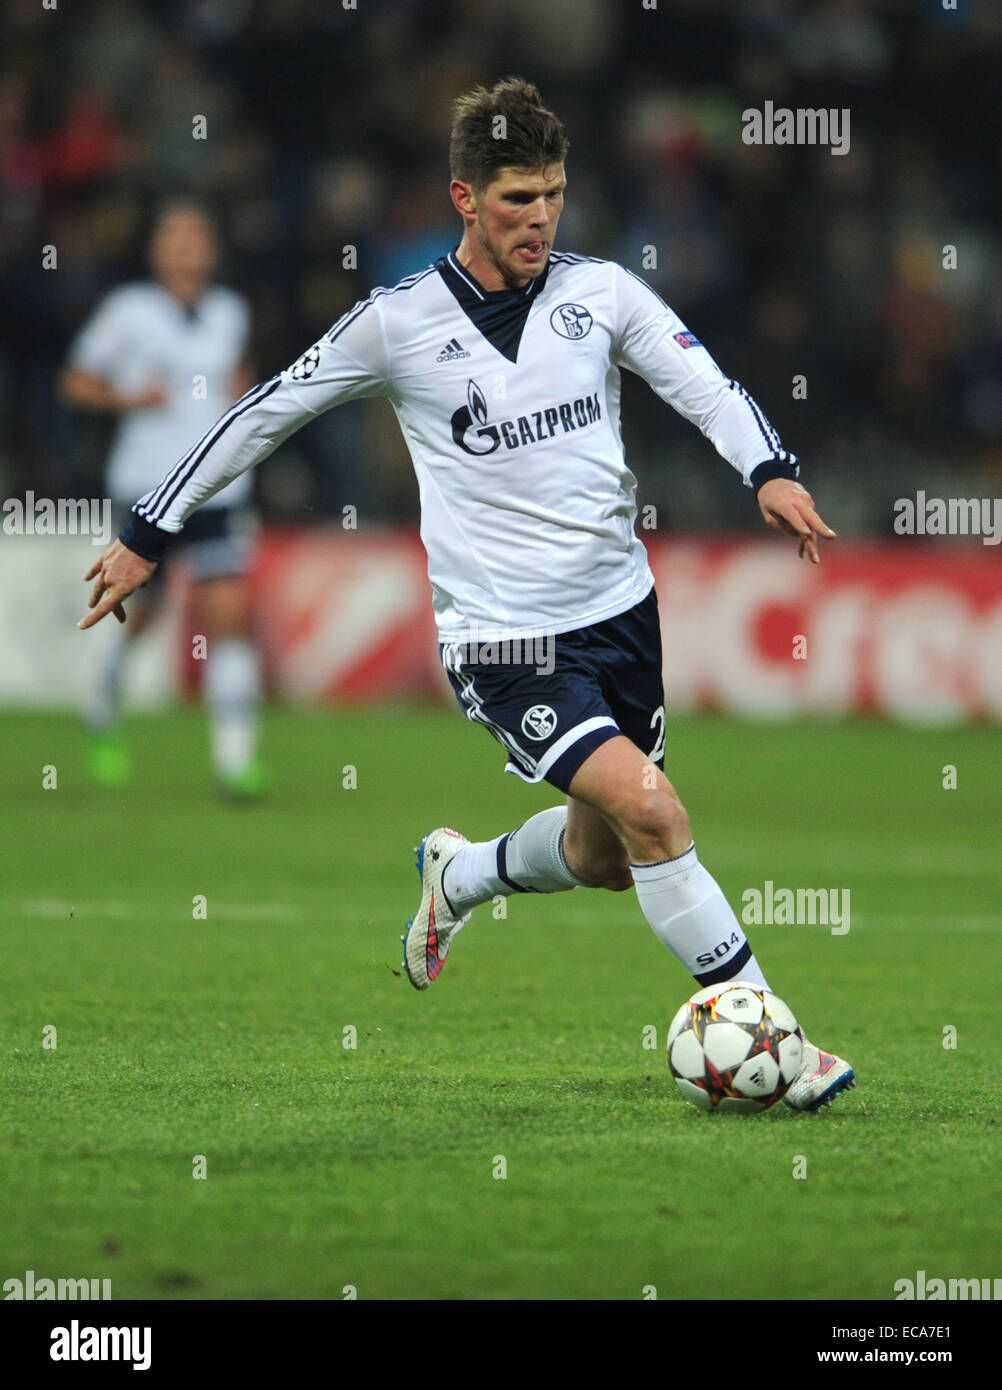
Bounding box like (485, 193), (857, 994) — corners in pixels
(149, 209), (218, 286)
(469, 165), (565, 287)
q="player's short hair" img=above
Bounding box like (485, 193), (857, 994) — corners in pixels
(450, 77), (569, 191)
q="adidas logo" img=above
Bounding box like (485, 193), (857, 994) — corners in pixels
(436, 337), (471, 362)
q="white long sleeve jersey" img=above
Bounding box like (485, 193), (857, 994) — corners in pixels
(130, 251), (798, 643)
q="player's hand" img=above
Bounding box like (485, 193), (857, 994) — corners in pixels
(79, 540), (156, 629)
(757, 478), (836, 564)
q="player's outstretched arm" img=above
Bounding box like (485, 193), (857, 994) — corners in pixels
(75, 300), (389, 632)
(757, 477), (836, 564)
(79, 540), (157, 629)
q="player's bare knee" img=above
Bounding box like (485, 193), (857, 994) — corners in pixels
(622, 789), (690, 859)
(633, 788), (687, 836)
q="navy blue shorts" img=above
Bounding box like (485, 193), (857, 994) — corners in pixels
(441, 585), (666, 794)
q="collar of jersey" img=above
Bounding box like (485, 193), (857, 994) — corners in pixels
(435, 249), (551, 363)
(157, 283), (205, 322)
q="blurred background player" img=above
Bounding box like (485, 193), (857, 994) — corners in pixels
(61, 199), (266, 796)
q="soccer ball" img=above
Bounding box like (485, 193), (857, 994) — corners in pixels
(667, 982), (804, 1114)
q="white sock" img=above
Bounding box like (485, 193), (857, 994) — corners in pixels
(84, 623), (130, 732)
(204, 638), (262, 778)
(631, 843), (769, 989)
(442, 806), (585, 915)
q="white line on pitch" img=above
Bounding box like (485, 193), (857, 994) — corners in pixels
(2, 899), (299, 921)
(706, 848), (991, 876)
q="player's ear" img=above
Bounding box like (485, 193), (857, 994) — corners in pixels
(449, 178), (477, 220)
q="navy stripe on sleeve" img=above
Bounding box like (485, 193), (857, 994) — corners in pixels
(139, 377), (282, 523)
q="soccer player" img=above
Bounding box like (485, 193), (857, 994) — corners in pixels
(62, 199), (266, 796)
(80, 80), (853, 1108)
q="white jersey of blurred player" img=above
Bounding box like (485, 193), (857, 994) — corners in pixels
(70, 280), (251, 510)
(63, 202), (265, 796)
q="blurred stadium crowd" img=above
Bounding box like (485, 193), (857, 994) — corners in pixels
(2, 0), (1000, 536)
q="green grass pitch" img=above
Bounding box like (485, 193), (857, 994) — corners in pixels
(1, 705), (998, 1300)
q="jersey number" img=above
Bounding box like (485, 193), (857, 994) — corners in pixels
(648, 705), (666, 765)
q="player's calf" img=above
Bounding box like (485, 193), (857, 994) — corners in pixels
(568, 855), (634, 892)
(568, 736), (768, 986)
(562, 799), (633, 891)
